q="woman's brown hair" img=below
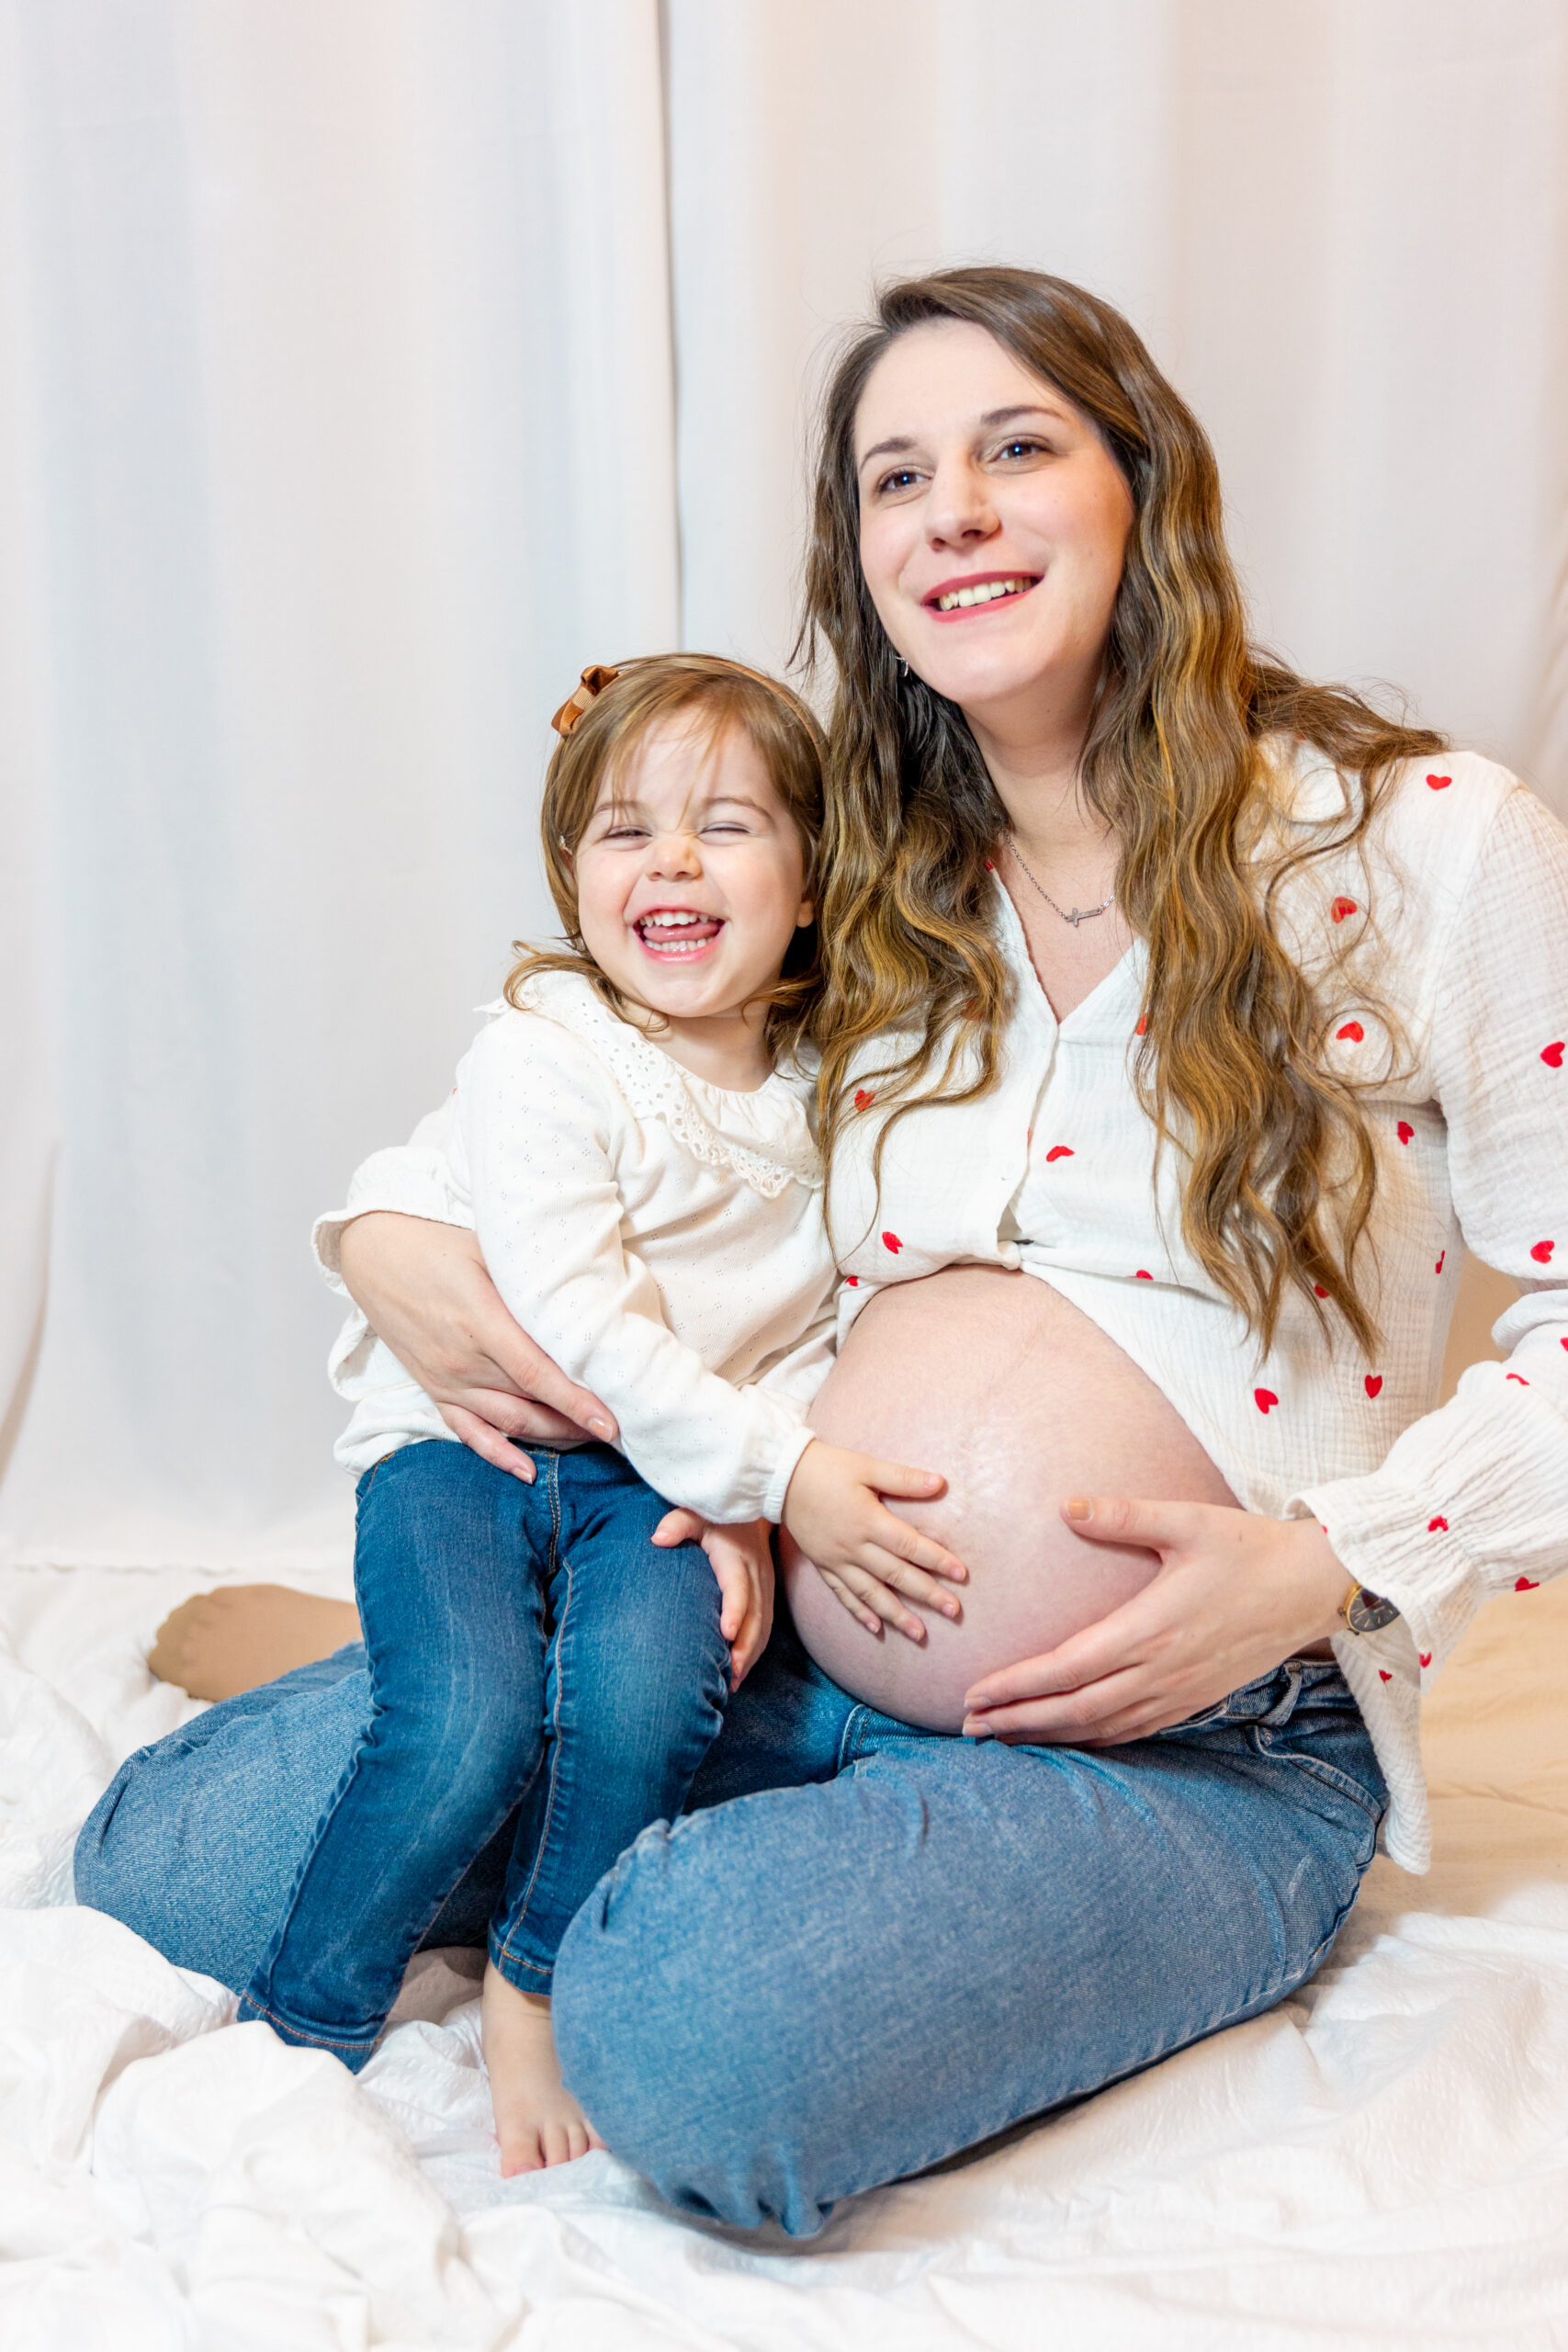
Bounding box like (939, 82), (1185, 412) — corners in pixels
(799, 266), (1445, 1355)
(506, 653), (826, 1062)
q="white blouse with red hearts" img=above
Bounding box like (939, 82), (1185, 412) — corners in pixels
(321, 747), (1568, 1874)
(823, 748), (1568, 1871)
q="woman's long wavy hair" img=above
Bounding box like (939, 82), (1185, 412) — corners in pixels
(799, 266), (1445, 1353)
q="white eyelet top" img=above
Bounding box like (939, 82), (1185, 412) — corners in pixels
(315, 971), (835, 1526)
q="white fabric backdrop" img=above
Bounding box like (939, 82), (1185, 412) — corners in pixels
(1, 0), (1563, 1570)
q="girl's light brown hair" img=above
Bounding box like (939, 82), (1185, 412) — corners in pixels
(506, 653), (826, 1061)
(799, 266), (1445, 1353)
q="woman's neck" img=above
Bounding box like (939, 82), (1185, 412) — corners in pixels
(967, 700), (1116, 874)
(968, 673), (1114, 875)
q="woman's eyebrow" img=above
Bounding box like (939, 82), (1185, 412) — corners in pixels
(979, 402), (1067, 429)
(857, 433), (916, 472)
(857, 402), (1068, 473)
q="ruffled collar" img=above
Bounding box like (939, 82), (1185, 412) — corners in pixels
(502, 972), (820, 1200)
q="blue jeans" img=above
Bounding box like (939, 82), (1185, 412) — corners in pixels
(232, 1438), (728, 2064)
(76, 1610), (1383, 2235)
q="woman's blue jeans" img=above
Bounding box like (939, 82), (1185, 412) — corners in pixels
(76, 1602), (1384, 2237)
(236, 1438), (728, 2063)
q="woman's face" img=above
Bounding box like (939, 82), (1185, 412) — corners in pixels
(853, 321), (1134, 740)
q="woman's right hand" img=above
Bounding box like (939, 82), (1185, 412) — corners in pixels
(781, 1440), (968, 1644)
(335, 1212), (615, 1482)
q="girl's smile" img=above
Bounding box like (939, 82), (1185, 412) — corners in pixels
(571, 716), (814, 1090)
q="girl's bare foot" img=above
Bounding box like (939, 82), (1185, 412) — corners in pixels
(148, 1586), (363, 1701)
(480, 1962), (604, 2175)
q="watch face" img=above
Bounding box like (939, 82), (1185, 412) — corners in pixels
(1347, 1588), (1401, 1634)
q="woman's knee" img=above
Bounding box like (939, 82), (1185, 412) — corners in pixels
(549, 1816), (832, 2234)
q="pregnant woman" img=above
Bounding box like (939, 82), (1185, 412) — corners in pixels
(81, 267), (1568, 2235)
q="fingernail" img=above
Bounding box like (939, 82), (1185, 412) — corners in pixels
(967, 1693), (992, 1711)
(589, 1418), (615, 1440)
(963, 1718), (993, 1740)
(1064, 1496), (1091, 1521)
(942, 1600), (960, 1618)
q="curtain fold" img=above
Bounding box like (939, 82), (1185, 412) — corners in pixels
(0, 0), (1562, 1566)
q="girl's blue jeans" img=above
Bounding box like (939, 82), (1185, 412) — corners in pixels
(236, 1437), (729, 2063)
(76, 1563), (1385, 2237)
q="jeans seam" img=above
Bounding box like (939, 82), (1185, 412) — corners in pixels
(1260, 1738), (1387, 1833)
(494, 1458), (569, 1976)
(238, 1995), (379, 2055)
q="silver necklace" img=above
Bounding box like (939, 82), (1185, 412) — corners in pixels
(1005, 837), (1116, 929)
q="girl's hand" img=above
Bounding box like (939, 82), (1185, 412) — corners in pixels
(337, 1214), (615, 1482)
(653, 1510), (774, 1690)
(782, 1442), (967, 1645)
(961, 1498), (1348, 1743)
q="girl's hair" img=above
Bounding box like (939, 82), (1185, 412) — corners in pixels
(798, 266), (1446, 1353)
(506, 653), (826, 1061)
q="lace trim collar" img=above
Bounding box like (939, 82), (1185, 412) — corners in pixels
(502, 975), (820, 1200)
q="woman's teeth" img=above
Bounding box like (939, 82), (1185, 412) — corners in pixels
(933, 576), (1032, 612)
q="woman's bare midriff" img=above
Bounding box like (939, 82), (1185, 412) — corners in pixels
(782, 1266), (1242, 1730)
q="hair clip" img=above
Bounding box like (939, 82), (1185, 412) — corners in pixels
(550, 664), (620, 738)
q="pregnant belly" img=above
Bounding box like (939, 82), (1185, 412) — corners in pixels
(782, 1266), (1238, 1730)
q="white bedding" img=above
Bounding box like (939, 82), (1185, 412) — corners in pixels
(3, 1562), (1566, 2350)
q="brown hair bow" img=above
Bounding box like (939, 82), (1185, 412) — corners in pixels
(550, 664), (620, 738)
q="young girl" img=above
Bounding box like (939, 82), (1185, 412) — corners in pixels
(236, 654), (965, 2173)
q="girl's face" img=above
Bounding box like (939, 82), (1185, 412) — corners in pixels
(853, 320), (1134, 740)
(572, 716), (813, 1034)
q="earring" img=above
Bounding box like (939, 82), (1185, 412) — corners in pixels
(897, 657), (909, 678)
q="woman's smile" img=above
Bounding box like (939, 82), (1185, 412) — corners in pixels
(923, 570), (1042, 620)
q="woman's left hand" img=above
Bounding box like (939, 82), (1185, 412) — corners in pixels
(961, 1498), (1350, 1744)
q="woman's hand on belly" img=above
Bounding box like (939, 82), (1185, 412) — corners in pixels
(961, 1498), (1350, 1745)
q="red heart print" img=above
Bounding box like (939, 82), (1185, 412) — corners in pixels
(984, 858), (995, 871)
(1134, 1269), (1152, 1280)
(1254, 1388), (1279, 1414)
(1542, 1042), (1565, 1068)
(1530, 1239), (1555, 1263)
(881, 1231), (902, 1254)
(1379, 1669), (1393, 1682)
(1428, 1515), (1448, 1532)
(1314, 1282), (1329, 1297)
(1435, 1251), (1446, 1275)
(1426, 774), (1451, 790)
(1331, 897), (1358, 922)
(853, 1088), (875, 1110)
(1506, 1373), (1530, 1385)
(1364, 1374), (1382, 1397)
(1396, 1121), (1414, 1145)
(1134, 1015), (1146, 1035)
(843, 1274), (859, 1287)
(1418, 1652), (1432, 1668)
(1044, 1145), (1074, 1163)
(1337, 1021), (1365, 1044)
(1516, 1577), (1540, 1591)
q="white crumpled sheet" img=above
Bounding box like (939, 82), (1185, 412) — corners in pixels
(2, 1564), (1567, 2350)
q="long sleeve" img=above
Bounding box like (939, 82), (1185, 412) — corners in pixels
(458, 1012), (815, 1525)
(1296, 787), (1568, 1686)
(311, 1095), (473, 1297)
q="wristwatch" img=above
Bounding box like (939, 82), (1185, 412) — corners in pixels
(1339, 1580), (1401, 1634)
